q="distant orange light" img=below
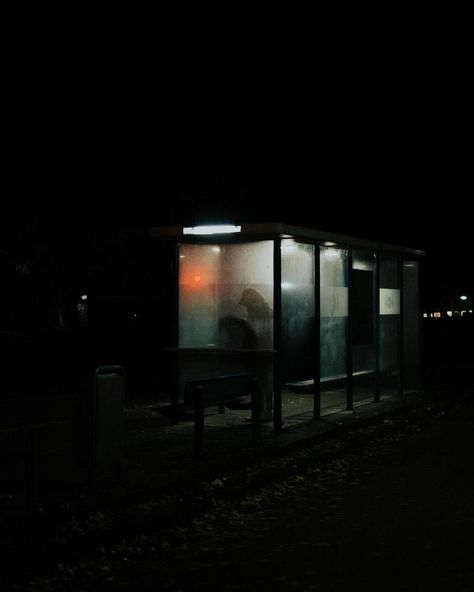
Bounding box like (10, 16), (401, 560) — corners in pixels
(180, 259), (217, 293)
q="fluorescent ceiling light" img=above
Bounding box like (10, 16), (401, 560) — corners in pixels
(183, 225), (241, 235)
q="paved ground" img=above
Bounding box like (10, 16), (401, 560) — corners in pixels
(1, 379), (473, 591)
(2, 316), (471, 590)
(86, 393), (474, 590)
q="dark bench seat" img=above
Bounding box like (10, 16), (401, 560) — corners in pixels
(178, 373), (260, 455)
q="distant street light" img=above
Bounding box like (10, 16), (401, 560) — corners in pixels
(460, 295), (468, 301)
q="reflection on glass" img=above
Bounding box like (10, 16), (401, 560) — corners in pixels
(320, 246), (348, 411)
(281, 240), (315, 383)
(179, 242), (274, 349)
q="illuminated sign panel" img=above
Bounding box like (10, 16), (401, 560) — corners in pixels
(379, 288), (400, 315)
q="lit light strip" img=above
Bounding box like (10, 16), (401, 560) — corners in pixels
(183, 225), (242, 235)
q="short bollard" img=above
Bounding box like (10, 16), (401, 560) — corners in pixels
(93, 365), (125, 483)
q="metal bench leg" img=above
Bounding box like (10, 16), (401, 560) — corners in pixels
(251, 378), (261, 447)
(194, 386), (204, 457)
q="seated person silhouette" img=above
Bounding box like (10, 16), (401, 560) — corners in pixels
(239, 288), (273, 348)
(239, 288), (273, 349)
(218, 315), (257, 349)
(218, 288), (272, 349)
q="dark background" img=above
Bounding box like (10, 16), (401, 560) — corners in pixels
(2, 8), (472, 342)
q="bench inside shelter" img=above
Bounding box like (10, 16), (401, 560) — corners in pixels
(176, 373), (260, 455)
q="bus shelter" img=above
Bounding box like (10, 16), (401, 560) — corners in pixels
(150, 223), (424, 429)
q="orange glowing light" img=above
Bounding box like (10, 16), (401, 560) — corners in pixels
(180, 265), (215, 293)
(179, 248), (219, 293)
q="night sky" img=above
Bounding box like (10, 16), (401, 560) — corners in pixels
(4, 8), (472, 300)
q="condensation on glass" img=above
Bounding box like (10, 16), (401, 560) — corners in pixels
(280, 240), (316, 419)
(281, 240), (316, 383)
(403, 261), (419, 389)
(320, 246), (348, 410)
(178, 242), (274, 349)
(352, 250), (376, 404)
(379, 255), (400, 397)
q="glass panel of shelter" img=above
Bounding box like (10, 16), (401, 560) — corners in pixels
(352, 250), (377, 406)
(379, 254), (401, 398)
(280, 239), (316, 424)
(177, 240), (408, 429)
(281, 245), (407, 425)
(177, 241), (275, 419)
(178, 242), (274, 350)
(320, 245), (349, 413)
(282, 243), (359, 423)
